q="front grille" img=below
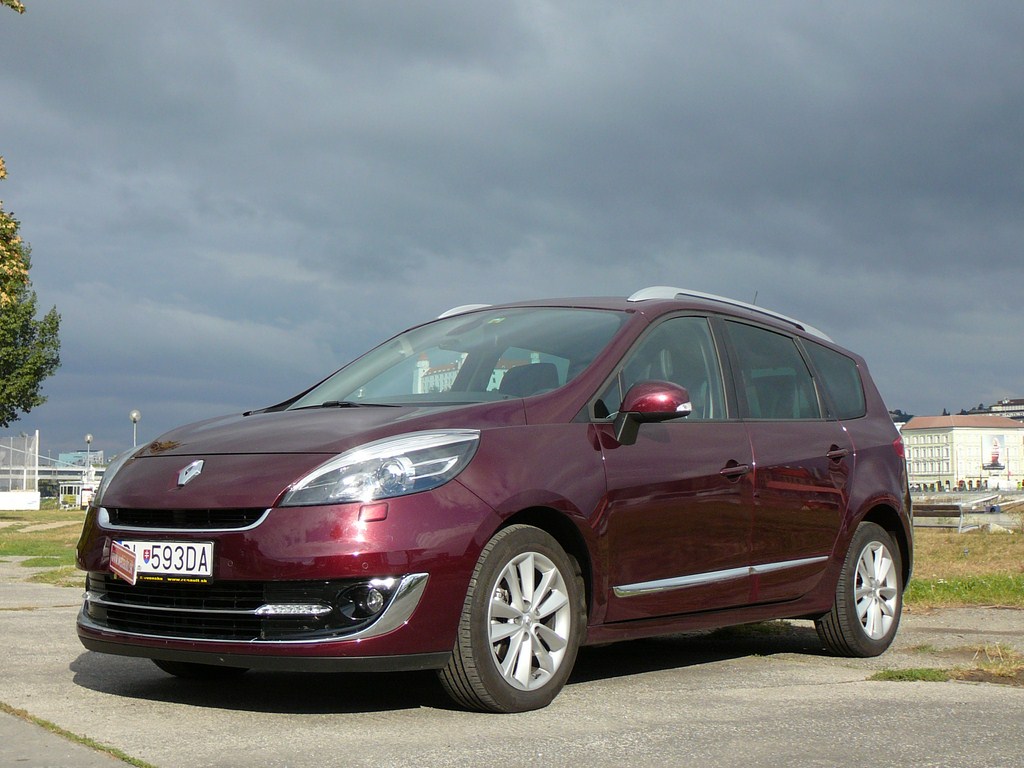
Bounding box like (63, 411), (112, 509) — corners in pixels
(106, 508), (268, 530)
(85, 573), (392, 641)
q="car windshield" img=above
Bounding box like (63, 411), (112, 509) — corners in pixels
(288, 307), (628, 408)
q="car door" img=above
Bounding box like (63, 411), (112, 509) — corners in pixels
(721, 320), (854, 605)
(597, 316), (756, 622)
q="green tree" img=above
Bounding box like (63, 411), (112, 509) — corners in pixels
(1, 157), (61, 428)
(1, 0), (59, 428)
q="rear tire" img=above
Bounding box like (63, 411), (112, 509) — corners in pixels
(816, 521), (903, 657)
(152, 659), (249, 679)
(438, 525), (585, 713)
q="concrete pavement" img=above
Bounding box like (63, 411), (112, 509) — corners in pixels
(1, 556), (1022, 768)
(1, 711), (126, 767)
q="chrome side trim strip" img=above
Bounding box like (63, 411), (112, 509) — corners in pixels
(749, 556), (828, 576)
(614, 566), (749, 598)
(79, 573), (430, 645)
(613, 556), (828, 598)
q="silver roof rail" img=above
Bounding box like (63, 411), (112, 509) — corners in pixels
(627, 286), (832, 342)
(437, 303), (492, 319)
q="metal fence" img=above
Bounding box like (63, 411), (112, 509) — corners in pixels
(0, 431), (39, 492)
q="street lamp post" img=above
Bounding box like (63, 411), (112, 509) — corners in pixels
(84, 433), (93, 487)
(130, 410), (142, 448)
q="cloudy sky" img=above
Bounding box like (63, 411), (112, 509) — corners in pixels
(1, 1), (1022, 458)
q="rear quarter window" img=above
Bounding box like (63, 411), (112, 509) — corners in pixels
(804, 341), (866, 420)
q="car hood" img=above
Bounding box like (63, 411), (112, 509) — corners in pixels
(99, 402), (526, 510)
(136, 401), (525, 457)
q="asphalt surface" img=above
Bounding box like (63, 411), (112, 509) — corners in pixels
(1, 555), (1022, 768)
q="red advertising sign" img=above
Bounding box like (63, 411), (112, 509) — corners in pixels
(109, 540), (138, 585)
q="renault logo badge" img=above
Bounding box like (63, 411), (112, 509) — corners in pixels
(177, 459), (204, 487)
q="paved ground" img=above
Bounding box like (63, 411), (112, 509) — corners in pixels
(1, 556), (1022, 768)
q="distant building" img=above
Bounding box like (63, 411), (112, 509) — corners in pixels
(990, 398), (1024, 421)
(902, 415), (1024, 492)
(58, 449), (105, 468)
(419, 359), (462, 393)
(414, 354), (530, 394)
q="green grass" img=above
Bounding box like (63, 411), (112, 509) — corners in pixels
(870, 668), (952, 683)
(905, 574), (1024, 608)
(28, 564), (83, 587)
(19, 554), (75, 567)
(0, 507), (86, 588)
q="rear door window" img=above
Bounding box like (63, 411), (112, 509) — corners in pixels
(724, 321), (821, 420)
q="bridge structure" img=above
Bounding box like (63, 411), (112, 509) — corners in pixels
(0, 432), (106, 509)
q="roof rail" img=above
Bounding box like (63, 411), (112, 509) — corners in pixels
(437, 303), (492, 319)
(627, 286), (832, 342)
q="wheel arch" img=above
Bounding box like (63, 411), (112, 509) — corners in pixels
(860, 503), (913, 586)
(498, 507), (593, 615)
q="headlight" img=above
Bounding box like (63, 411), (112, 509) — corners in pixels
(91, 447), (144, 508)
(280, 430), (480, 507)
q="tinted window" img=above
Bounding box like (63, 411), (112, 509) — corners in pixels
(597, 316), (726, 420)
(804, 341), (866, 420)
(726, 321), (821, 420)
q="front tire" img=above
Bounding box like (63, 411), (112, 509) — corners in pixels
(816, 521), (903, 657)
(438, 525), (585, 713)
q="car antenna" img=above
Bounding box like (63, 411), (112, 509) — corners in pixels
(752, 290), (758, 306)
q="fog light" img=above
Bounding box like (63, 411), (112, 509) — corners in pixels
(255, 603), (333, 617)
(363, 587), (385, 615)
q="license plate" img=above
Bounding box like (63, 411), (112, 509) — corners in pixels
(115, 540), (214, 583)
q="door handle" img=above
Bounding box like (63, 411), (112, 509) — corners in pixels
(826, 446), (850, 462)
(720, 462), (751, 480)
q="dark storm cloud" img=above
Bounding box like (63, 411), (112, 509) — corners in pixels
(1, 1), (1022, 453)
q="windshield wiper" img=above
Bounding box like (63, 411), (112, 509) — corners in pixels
(293, 400), (399, 410)
(280, 399), (406, 412)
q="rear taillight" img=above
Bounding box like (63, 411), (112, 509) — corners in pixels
(893, 436), (905, 459)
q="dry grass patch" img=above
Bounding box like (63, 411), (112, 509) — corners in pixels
(906, 527), (1024, 608)
(872, 644), (1024, 688)
(912, 527), (1024, 580)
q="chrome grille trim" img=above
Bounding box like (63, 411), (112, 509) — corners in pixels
(99, 506), (271, 533)
(83, 592), (333, 617)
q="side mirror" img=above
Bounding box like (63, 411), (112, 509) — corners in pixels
(612, 381), (692, 445)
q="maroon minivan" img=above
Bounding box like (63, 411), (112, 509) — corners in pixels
(77, 287), (912, 712)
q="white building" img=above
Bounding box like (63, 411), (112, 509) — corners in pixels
(414, 354), (530, 394)
(902, 415), (1024, 492)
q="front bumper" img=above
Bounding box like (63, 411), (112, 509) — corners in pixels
(77, 624), (452, 673)
(76, 571), (451, 673)
(75, 480), (497, 667)
(80, 570), (429, 642)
